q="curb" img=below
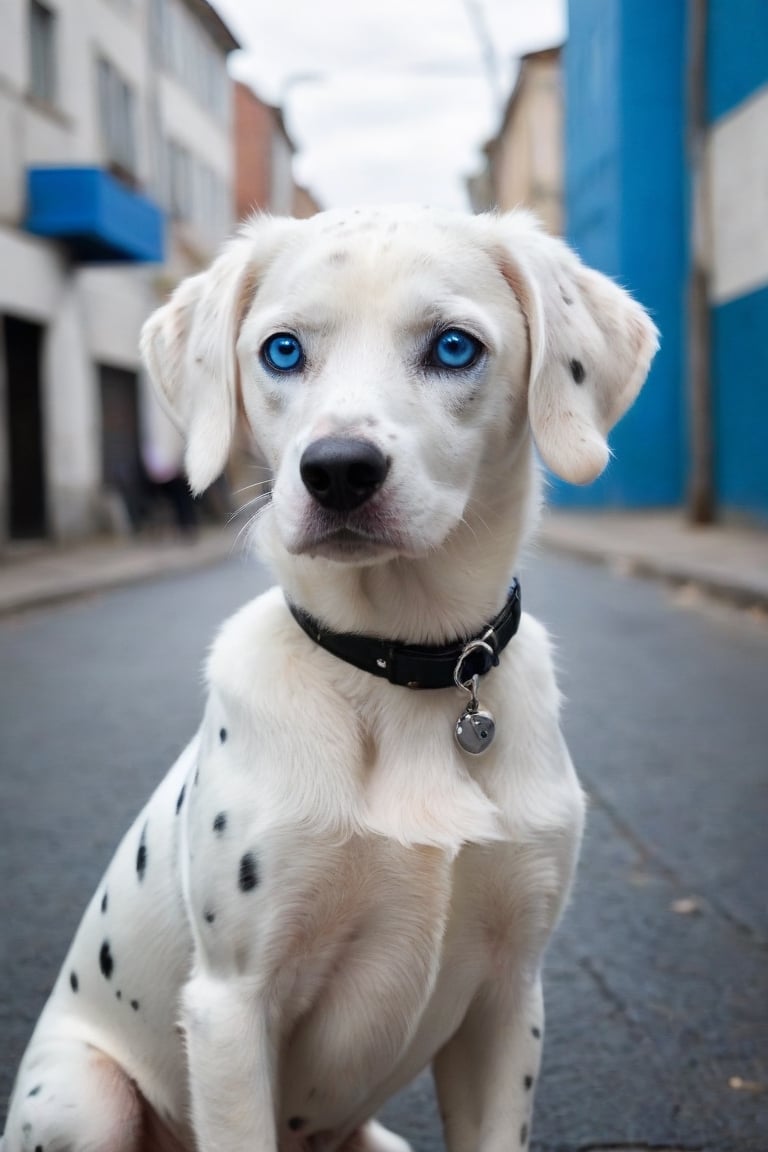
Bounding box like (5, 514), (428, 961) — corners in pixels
(0, 531), (236, 618)
(539, 532), (768, 614)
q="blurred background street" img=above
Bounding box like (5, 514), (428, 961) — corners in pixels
(1, 0), (768, 1148)
(2, 0), (767, 547)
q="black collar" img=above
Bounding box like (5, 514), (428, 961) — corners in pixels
(287, 579), (521, 690)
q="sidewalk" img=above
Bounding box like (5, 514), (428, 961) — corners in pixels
(1, 512), (767, 618)
(0, 528), (235, 617)
(539, 509), (768, 611)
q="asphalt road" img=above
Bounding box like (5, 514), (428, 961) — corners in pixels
(1, 552), (766, 1151)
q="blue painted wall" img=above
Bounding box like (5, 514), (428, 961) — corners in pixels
(707, 0), (768, 520)
(563, 0), (622, 279)
(707, 0), (768, 120)
(560, 0), (688, 508)
(712, 285), (768, 518)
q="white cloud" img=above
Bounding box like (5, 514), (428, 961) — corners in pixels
(212, 0), (565, 210)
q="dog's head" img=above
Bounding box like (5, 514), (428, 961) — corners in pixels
(142, 208), (658, 566)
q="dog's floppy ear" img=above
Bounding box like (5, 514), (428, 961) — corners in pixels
(495, 212), (659, 485)
(140, 219), (291, 494)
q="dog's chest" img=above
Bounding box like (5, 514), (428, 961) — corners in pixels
(260, 834), (503, 1135)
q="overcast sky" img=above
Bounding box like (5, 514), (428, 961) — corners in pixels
(211, 0), (566, 210)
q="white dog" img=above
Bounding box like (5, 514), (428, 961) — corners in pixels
(2, 207), (657, 1152)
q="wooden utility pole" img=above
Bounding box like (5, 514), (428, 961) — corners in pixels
(686, 0), (715, 523)
(462, 0), (504, 114)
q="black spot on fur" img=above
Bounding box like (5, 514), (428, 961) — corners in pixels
(524, 1075), (533, 1090)
(288, 1117), (305, 1131)
(116, 990), (122, 1000)
(99, 941), (114, 980)
(238, 852), (259, 892)
(520, 1123), (528, 1146)
(35, 1145), (43, 1152)
(176, 784), (186, 814)
(531, 1026), (541, 1039)
(69, 971), (79, 993)
(131, 999), (140, 1011)
(213, 812), (227, 834)
(219, 727), (227, 743)
(27, 1085), (42, 1097)
(570, 358), (585, 384)
(136, 823), (148, 881)
(101, 891), (108, 913)
(204, 909), (216, 924)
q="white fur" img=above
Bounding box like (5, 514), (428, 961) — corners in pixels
(2, 207), (658, 1152)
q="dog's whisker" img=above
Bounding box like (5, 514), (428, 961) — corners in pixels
(231, 514), (257, 553)
(231, 480), (274, 498)
(231, 496), (273, 552)
(231, 491), (273, 519)
(227, 497), (271, 534)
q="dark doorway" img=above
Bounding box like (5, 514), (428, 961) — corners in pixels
(99, 364), (143, 529)
(4, 315), (47, 538)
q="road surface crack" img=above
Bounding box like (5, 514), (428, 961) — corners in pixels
(584, 781), (767, 949)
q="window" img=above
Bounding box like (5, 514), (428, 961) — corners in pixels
(168, 140), (193, 221)
(150, 0), (228, 123)
(149, 0), (167, 65)
(98, 57), (138, 180)
(164, 137), (231, 240)
(29, 0), (57, 105)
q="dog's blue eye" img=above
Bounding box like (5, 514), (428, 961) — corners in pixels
(431, 329), (482, 370)
(262, 333), (304, 373)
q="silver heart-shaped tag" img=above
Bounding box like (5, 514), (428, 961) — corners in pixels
(455, 706), (496, 755)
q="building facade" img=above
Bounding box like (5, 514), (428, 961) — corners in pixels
(470, 47), (563, 236)
(0, 0), (238, 546)
(234, 81), (321, 224)
(706, 0), (768, 519)
(562, 0), (768, 520)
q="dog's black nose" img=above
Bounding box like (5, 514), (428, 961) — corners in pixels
(300, 437), (389, 512)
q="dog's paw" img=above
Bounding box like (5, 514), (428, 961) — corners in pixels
(356, 1120), (413, 1152)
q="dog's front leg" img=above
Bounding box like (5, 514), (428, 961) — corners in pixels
(183, 973), (279, 1152)
(433, 971), (544, 1152)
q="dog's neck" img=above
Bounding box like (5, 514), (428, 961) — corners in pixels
(260, 446), (539, 646)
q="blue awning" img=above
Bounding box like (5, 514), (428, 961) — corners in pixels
(25, 167), (165, 263)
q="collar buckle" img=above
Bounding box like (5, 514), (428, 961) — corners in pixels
(453, 638), (498, 691)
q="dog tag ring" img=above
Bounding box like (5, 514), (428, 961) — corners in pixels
(453, 646), (497, 756)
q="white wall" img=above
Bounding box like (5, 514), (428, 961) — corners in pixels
(0, 227), (65, 319)
(44, 278), (101, 537)
(708, 84), (768, 305)
(78, 266), (154, 369)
